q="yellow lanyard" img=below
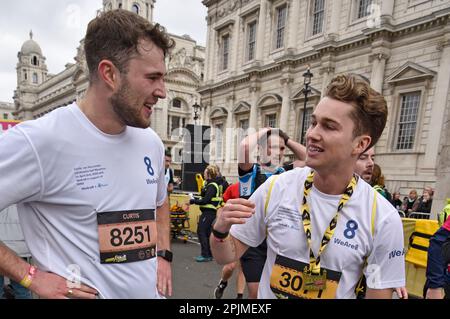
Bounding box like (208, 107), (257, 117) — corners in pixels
(301, 171), (358, 275)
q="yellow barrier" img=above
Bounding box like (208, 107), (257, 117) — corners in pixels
(402, 218), (439, 298)
(169, 193), (201, 233)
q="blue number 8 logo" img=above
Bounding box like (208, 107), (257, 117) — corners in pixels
(144, 157), (154, 176)
(344, 220), (358, 239)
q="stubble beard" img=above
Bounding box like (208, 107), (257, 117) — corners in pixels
(110, 79), (150, 129)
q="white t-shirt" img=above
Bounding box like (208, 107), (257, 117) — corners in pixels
(230, 167), (406, 299)
(0, 103), (167, 299)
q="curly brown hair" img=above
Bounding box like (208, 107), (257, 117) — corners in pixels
(325, 74), (387, 150)
(84, 9), (175, 82)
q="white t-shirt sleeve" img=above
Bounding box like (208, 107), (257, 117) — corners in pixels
(364, 205), (406, 290)
(0, 127), (43, 211)
(230, 175), (274, 248)
(156, 142), (167, 207)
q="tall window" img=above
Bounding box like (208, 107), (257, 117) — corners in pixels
(265, 114), (277, 128)
(300, 108), (313, 145)
(172, 98), (182, 108)
(357, 0), (373, 19)
(168, 116), (185, 137)
(132, 4), (140, 14)
(275, 5), (287, 49)
(396, 92), (420, 150)
(32, 73), (38, 84)
(221, 35), (230, 71)
(238, 119), (249, 143)
(246, 22), (257, 61)
(215, 124), (224, 158)
(32, 56), (38, 66)
(312, 0), (325, 35)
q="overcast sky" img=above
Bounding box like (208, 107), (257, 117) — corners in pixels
(0, 0), (208, 103)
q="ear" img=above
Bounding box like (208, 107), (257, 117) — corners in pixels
(97, 60), (120, 91)
(351, 134), (371, 156)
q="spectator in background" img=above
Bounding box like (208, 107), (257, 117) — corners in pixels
(416, 190), (433, 214)
(165, 150), (175, 193)
(415, 186), (434, 213)
(402, 189), (420, 215)
(354, 147), (375, 183)
(190, 165), (224, 262)
(391, 192), (403, 211)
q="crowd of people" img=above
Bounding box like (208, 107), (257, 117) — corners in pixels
(0, 9), (448, 300)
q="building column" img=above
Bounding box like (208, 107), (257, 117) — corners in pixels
(328, 0), (342, 40)
(255, 0), (267, 61)
(424, 39), (450, 170)
(287, 0), (300, 51)
(279, 77), (293, 132)
(320, 54), (335, 96)
(231, 18), (240, 73)
(204, 17), (212, 81)
(380, 0), (395, 25)
(249, 81), (260, 132)
(161, 102), (169, 139)
(225, 95), (235, 167)
(370, 52), (389, 93)
(208, 29), (217, 83)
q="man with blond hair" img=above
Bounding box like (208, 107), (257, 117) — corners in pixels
(211, 74), (405, 299)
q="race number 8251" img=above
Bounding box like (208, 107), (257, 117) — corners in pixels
(110, 226), (151, 247)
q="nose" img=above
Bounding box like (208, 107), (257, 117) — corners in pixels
(306, 125), (320, 144)
(154, 79), (166, 99)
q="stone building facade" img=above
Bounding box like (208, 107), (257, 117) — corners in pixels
(0, 102), (15, 121)
(199, 0), (450, 214)
(12, 0), (205, 175)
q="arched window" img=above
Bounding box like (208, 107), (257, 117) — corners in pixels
(132, 4), (140, 14)
(32, 56), (38, 66)
(172, 98), (182, 108)
(32, 73), (38, 84)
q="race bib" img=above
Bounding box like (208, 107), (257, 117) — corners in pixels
(270, 255), (341, 299)
(97, 209), (157, 264)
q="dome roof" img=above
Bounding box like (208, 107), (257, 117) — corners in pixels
(20, 31), (42, 56)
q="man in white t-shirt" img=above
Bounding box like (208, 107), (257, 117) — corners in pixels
(0, 10), (175, 299)
(211, 74), (406, 299)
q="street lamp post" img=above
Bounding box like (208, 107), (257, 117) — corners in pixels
(192, 102), (202, 125)
(300, 67), (313, 144)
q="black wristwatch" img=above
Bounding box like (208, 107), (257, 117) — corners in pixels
(157, 250), (173, 262)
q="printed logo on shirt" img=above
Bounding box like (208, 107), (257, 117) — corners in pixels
(144, 157), (155, 176)
(74, 164), (109, 191)
(388, 248), (405, 260)
(333, 237), (359, 251)
(144, 156), (158, 185)
(343, 220), (359, 239)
